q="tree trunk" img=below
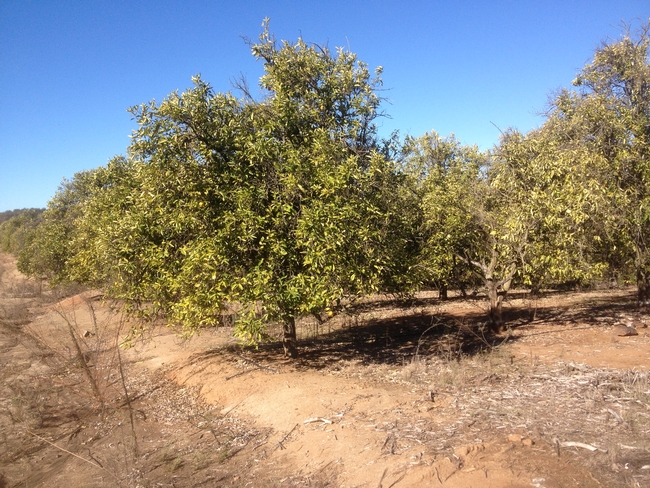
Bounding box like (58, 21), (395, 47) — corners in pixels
(439, 284), (448, 300)
(283, 317), (298, 358)
(486, 279), (504, 333)
(637, 267), (650, 306)
(530, 278), (541, 298)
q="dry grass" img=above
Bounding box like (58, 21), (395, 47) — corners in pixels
(1, 281), (263, 487)
(321, 344), (650, 486)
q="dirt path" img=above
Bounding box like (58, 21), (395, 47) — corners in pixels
(1, 252), (650, 487)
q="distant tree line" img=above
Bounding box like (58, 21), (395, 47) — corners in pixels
(0, 208), (44, 255)
(5, 20), (650, 355)
(0, 208), (44, 225)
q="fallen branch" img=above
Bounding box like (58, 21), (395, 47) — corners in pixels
(381, 435), (391, 451)
(225, 369), (256, 381)
(27, 430), (119, 480)
(274, 423), (299, 452)
(434, 466), (443, 484)
(603, 408), (624, 423)
(376, 468), (388, 488)
(620, 444), (642, 450)
(560, 441), (607, 453)
(388, 468), (407, 488)
(226, 354), (280, 380)
(236, 353), (279, 373)
(252, 439), (268, 451)
(304, 417), (332, 425)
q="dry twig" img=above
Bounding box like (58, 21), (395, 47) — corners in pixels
(27, 430), (119, 481)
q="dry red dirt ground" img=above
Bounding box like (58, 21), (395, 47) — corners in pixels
(1, 252), (649, 487)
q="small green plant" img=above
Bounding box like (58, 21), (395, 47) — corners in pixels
(168, 457), (184, 472)
(159, 447), (185, 472)
(217, 446), (231, 464)
(192, 451), (211, 471)
(158, 447), (178, 463)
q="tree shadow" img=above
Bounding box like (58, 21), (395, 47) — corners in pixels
(221, 309), (499, 371)
(191, 288), (639, 371)
(505, 289), (637, 326)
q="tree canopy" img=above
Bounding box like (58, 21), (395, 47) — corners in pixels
(559, 23), (650, 302)
(0, 208), (44, 256)
(19, 21), (417, 356)
(13, 19), (650, 346)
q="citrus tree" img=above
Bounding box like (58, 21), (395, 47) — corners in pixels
(402, 132), (483, 298)
(25, 22), (417, 357)
(17, 169), (105, 282)
(553, 22), (650, 302)
(409, 126), (611, 331)
(0, 208), (43, 255)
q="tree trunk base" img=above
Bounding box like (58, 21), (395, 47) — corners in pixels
(637, 267), (650, 307)
(487, 281), (505, 333)
(439, 285), (448, 300)
(283, 318), (298, 358)
(488, 315), (505, 334)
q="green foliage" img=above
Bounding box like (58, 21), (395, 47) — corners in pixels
(0, 208), (42, 225)
(23, 19), (650, 343)
(403, 24), (650, 311)
(408, 125), (613, 329)
(21, 21), (418, 354)
(17, 167), (119, 282)
(402, 132), (483, 293)
(0, 209), (44, 255)
(552, 22), (650, 298)
(491, 127), (610, 289)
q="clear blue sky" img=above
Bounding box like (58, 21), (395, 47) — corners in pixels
(1, 1), (648, 211)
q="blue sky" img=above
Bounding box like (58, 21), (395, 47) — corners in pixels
(1, 1), (648, 211)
